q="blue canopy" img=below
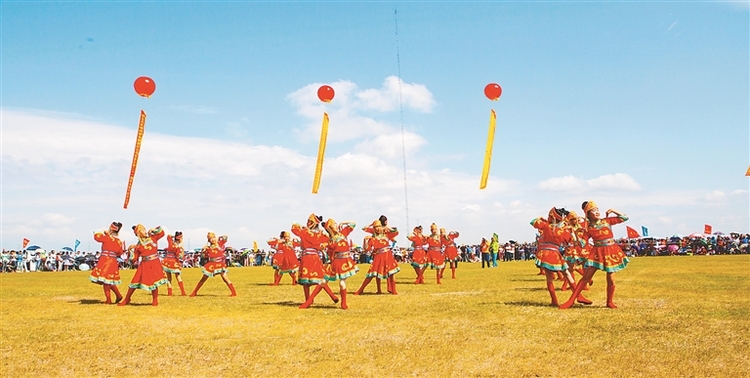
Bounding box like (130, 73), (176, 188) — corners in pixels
(61, 247), (74, 252)
(26, 245), (42, 251)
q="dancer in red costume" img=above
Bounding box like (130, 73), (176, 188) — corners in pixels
(560, 201), (629, 309)
(560, 211), (591, 292)
(407, 225), (428, 284)
(293, 214), (339, 309)
(190, 232), (237, 297)
(425, 223), (445, 284)
(441, 228), (460, 279)
(267, 231), (300, 286)
(118, 225), (169, 306)
(531, 208), (591, 307)
(90, 222), (125, 304)
(162, 231), (187, 296)
(356, 216), (400, 295)
(323, 219), (359, 309)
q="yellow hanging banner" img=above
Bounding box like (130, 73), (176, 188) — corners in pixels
(312, 112), (329, 194)
(480, 109), (496, 189)
(124, 110), (146, 209)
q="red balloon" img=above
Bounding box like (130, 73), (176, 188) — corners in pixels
(317, 85), (335, 103)
(484, 83), (502, 101)
(134, 76), (156, 98)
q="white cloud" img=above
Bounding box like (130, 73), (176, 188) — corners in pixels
(731, 189), (748, 195)
(538, 176), (586, 191)
(705, 190), (726, 202)
(538, 173), (640, 192)
(587, 173), (641, 191)
(356, 76), (436, 113)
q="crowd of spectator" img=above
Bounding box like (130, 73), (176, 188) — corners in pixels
(3, 233), (747, 274)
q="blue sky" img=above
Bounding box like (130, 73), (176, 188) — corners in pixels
(2, 1), (748, 251)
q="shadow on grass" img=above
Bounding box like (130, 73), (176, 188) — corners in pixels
(75, 299), (104, 305)
(262, 300), (301, 307)
(510, 278), (543, 282)
(503, 300), (559, 307)
(514, 287), (546, 292)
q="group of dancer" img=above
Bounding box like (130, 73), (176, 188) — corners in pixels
(262, 214), (462, 310)
(531, 200), (629, 309)
(88, 222), (236, 306)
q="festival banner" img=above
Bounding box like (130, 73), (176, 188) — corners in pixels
(704, 224), (712, 235)
(746, 165), (750, 176)
(22, 238), (30, 249)
(74, 239), (81, 252)
(641, 226), (649, 237)
(626, 226), (640, 239)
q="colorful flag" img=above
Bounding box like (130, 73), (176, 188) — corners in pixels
(626, 226), (640, 239)
(704, 224), (712, 235)
(22, 238), (30, 249)
(253, 241), (258, 251)
(641, 226), (649, 237)
(74, 239), (81, 252)
(746, 166), (750, 176)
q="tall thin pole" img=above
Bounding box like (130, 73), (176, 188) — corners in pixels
(395, 8), (410, 232)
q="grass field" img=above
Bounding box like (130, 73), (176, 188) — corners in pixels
(1, 255), (749, 377)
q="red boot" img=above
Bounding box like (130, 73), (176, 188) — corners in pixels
(151, 288), (159, 306)
(321, 283), (339, 303)
(546, 281), (559, 306)
(271, 271), (281, 286)
(389, 276), (398, 295)
(451, 266), (456, 279)
(354, 277), (372, 295)
(299, 285), (324, 309)
(103, 285), (112, 304)
(228, 283), (237, 297)
(559, 278), (588, 309)
(167, 286), (173, 296)
(340, 289), (348, 310)
(190, 276), (208, 297)
(111, 285), (123, 304)
(118, 287), (136, 306)
(303, 284), (310, 300)
(178, 281), (187, 296)
(376, 278), (383, 294)
(607, 284), (618, 309)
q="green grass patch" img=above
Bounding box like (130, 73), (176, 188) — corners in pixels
(1, 256), (748, 377)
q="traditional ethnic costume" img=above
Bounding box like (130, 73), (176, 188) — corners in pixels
(118, 225), (168, 306)
(293, 214), (339, 309)
(355, 219), (400, 295)
(441, 229), (460, 279)
(90, 222), (125, 304)
(426, 225), (445, 284)
(162, 232), (187, 296)
(190, 232), (237, 297)
(531, 209), (591, 307)
(407, 226), (428, 284)
(323, 219), (359, 309)
(560, 201), (629, 309)
(267, 233), (300, 286)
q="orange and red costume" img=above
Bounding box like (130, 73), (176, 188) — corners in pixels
(408, 231), (428, 269)
(90, 230), (125, 286)
(325, 221), (359, 281)
(582, 216), (629, 272)
(426, 234), (445, 270)
(162, 234), (184, 274)
(291, 223), (329, 285)
(201, 235), (228, 277)
(128, 226), (168, 291)
(442, 231), (460, 262)
(268, 237), (301, 275)
(531, 217), (572, 272)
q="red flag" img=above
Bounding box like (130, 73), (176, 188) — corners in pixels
(626, 226), (640, 239)
(22, 238), (30, 249)
(704, 224), (712, 235)
(746, 166), (750, 176)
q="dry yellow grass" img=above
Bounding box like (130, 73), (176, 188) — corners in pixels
(1, 255), (749, 377)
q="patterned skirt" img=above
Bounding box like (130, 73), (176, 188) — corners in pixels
(427, 250), (445, 270)
(298, 253), (326, 285)
(89, 256), (121, 286)
(325, 257), (359, 281)
(162, 257), (182, 274)
(411, 248), (428, 269)
(444, 246), (459, 262)
(585, 244), (629, 273)
(535, 248), (569, 272)
(129, 258), (168, 291)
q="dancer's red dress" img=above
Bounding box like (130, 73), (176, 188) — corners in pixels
(408, 233), (428, 269)
(129, 227), (168, 291)
(582, 216), (629, 272)
(362, 225), (400, 278)
(531, 218), (572, 272)
(268, 238), (301, 274)
(90, 231), (125, 285)
(162, 234), (184, 274)
(426, 235), (445, 269)
(442, 231), (460, 262)
(292, 224), (328, 285)
(325, 222), (359, 281)
(200, 236), (228, 276)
